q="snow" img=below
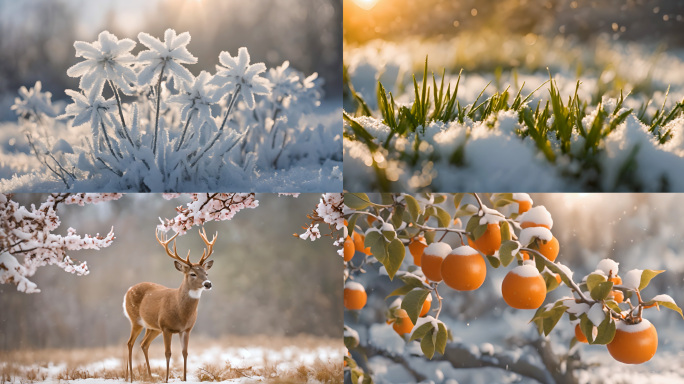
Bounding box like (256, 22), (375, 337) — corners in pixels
(587, 303), (606, 327)
(345, 281), (365, 292)
(517, 206), (553, 228)
(512, 193), (532, 203)
(596, 259), (620, 277)
(616, 318), (653, 333)
(449, 245), (479, 256)
(623, 269), (644, 290)
(0, 343), (343, 384)
(423, 242), (452, 258)
(518, 227), (553, 246)
(651, 294), (676, 305)
(509, 263), (540, 278)
(2, 30), (342, 193)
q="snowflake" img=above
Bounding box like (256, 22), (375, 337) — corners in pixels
(137, 28), (198, 87)
(211, 47), (271, 109)
(66, 30), (137, 94)
(11, 81), (57, 119)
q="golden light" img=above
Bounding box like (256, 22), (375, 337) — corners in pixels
(351, 0), (380, 10)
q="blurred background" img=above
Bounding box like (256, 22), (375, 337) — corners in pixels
(344, 0), (684, 46)
(0, 193), (342, 350)
(0, 0), (342, 120)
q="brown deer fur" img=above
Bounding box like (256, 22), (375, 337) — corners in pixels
(123, 229), (216, 382)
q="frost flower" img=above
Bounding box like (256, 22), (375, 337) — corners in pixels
(66, 31), (137, 94)
(211, 47), (271, 109)
(137, 28), (198, 87)
(11, 81), (57, 118)
(60, 88), (116, 142)
(169, 71), (219, 132)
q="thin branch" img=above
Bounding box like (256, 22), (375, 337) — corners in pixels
(152, 61), (168, 155)
(175, 108), (196, 151)
(189, 85), (241, 167)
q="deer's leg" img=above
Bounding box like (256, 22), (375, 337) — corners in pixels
(126, 323), (143, 383)
(140, 328), (161, 378)
(180, 331), (190, 381)
(163, 330), (172, 383)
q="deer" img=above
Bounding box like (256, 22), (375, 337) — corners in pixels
(123, 228), (217, 383)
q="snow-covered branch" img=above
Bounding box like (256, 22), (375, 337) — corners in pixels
(0, 193), (121, 293)
(158, 193), (259, 234)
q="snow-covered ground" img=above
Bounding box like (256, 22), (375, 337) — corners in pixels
(343, 37), (684, 192)
(0, 100), (342, 193)
(1, 339), (344, 383)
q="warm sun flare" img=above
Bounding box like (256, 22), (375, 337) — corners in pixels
(351, 0), (379, 10)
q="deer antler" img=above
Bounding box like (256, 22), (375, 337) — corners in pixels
(156, 230), (192, 266)
(197, 227), (217, 266)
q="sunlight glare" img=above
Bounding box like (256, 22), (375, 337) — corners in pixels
(352, 0), (380, 10)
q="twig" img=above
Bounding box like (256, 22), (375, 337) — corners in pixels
(189, 85), (241, 167)
(152, 61), (168, 155)
(175, 108), (195, 151)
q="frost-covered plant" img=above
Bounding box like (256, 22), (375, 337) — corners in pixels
(12, 29), (326, 191)
(333, 193), (683, 383)
(0, 193), (120, 293)
(158, 193), (259, 234)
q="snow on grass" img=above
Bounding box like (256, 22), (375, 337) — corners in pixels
(0, 337), (343, 384)
(344, 38), (684, 192)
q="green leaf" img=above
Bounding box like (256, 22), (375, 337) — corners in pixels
(486, 255), (501, 268)
(392, 205), (405, 229)
(472, 223), (487, 241)
(434, 206), (452, 228)
(346, 213), (361, 238)
(424, 230), (436, 244)
(543, 271), (560, 292)
(385, 238), (406, 280)
(593, 317), (616, 345)
(435, 323), (448, 355)
(590, 281), (614, 301)
(402, 288), (430, 325)
(409, 322), (434, 341)
(386, 284), (415, 299)
(399, 273), (428, 288)
(639, 269), (664, 291)
(542, 306), (565, 336)
(453, 193), (465, 210)
(365, 231), (388, 264)
(383, 230), (396, 241)
(643, 296), (684, 319)
(421, 329), (436, 359)
(346, 193), (373, 210)
(465, 215), (480, 235)
(500, 221), (512, 242)
(433, 195), (447, 204)
(586, 273), (607, 293)
(498, 240), (519, 267)
(454, 204), (478, 219)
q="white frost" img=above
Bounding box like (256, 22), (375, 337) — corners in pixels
(518, 227), (553, 246)
(616, 318), (653, 333)
(587, 303), (606, 327)
(509, 263), (540, 278)
(517, 206), (554, 228)
(512, 193), (532, 202)
(449, 245), (479, 256)
(423, 242), (452, 259)
(345, 281), (365, 292)
(596, 258), (619, 276)
(623, 269), (643, 290)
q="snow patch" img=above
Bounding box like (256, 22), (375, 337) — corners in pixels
(509, 264), (540, 278)
(345, 281), (365, 292)
(616, 318), (653, 333)
(449, 245), (479, 256)
(517, 206), (553, 228)
(424, 242), (452, 258)
(623, 269), (643, 290)
(518, 227), (553, 246)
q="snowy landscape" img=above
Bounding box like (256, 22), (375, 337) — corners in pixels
(0, 336), (342, 383)
(343, 0), (684, 192)
(343, 193), (684, 383)
(0, 193), (343, 383)
(0, 0), (343, 193)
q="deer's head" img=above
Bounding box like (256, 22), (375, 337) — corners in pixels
(156, 228), (217, 297)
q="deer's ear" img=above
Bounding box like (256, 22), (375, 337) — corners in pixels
(204, 260), (214, 270)
(174, 261), (188, 272)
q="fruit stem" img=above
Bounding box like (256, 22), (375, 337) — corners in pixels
(471, 193), (485, 213)
(432, 283), (443, 320)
